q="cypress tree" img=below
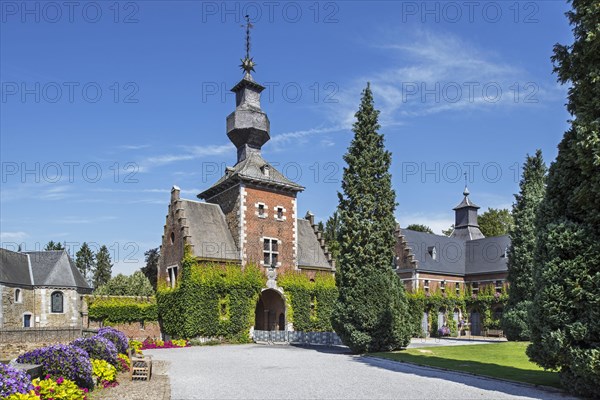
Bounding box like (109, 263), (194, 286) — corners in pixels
(75, 242), (96, 285)
(502, 150), (546, 341)
(93, 245), (113, 289)
(527, 1), (600, 396)
(331, 83), (411, 353)
(142, 247), (160, 291)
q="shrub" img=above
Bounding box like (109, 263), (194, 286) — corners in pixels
(129, 340), (142, 354)
(17, 345), (94, 390)
(140, 338), (188, 349)
(72, 336), (118, 367)
(88, 296), (157, 324)
(0, 363), (33, 397)
(97, 327), (129, 354)
(5, 392), (39, 400)
(91, 359), (117, 384)
(33, 376), (88, 400)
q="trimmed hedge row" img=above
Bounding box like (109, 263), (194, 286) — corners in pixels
(87, 296), (158, 323)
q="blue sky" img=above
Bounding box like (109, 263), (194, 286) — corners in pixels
(1, 1), (573, 275)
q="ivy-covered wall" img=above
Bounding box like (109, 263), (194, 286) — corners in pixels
(86, 296), (158, 324)
(278, 271), (337, 332)
(156, 253), (264, 342)
(407, 283), (508, 337)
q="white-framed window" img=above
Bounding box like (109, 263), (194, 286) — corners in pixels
(275, 206), (286, 221)
(427, 246), (437, 260)
(51, 291), (63, 313)
(424, 280), (430, 293)
(167, 265), (179, 288)
(256, 203), (267, 218)
(440, 280), (446, 293)
(472, 282), (479, 295)
(455, 282), (461, 296)
(263, 238), (279, 267)
(15, 288), (22, 303)
(495, 280), (503, 293)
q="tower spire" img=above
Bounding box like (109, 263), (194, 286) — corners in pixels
(463, 172), (470, 196)
(239, 15), (256, 75)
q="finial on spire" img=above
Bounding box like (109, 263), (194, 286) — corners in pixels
(239, 15), (256, 74)
(463, 172), (470, 196)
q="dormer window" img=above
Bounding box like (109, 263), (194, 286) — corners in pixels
(428, 246), (437, 260)
(261, 164), (270, 177)
(501, 245), (509, 258)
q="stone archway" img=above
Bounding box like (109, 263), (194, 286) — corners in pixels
(254, 289), (286, 331)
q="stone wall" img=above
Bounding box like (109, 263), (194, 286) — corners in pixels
(253, 330), (342, 346)
(0, 327), (83, 360)
(158, 188), (186, 282)
(1, 285), (35, 328)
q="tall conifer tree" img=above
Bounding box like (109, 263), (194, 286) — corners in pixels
(331, 83), (411, 353)
(502, 150), (546, 340)
(527, 1), (600, 396)
(75, 242), (96, 285)
(93, 245), (113, 289)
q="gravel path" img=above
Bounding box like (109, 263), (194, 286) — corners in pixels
(90, 360), (170, 400)
(146, 344), (575, 400)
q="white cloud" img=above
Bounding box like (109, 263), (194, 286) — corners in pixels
(0, 231), (29, 241)
(397, 211), (454, 236)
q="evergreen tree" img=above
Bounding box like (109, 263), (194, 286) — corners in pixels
(478, 208), (513, 237)
(141, 248), (160, 291)
(323, 211), (341, 262)
(331, 83), (411, 353)
(93, 245), (112, 289)
(527, 1), (600, 396)
(44, 241), (64, 251)
(405, 224), (433, 234)
(75, 242), (96, 285)
(501, 150), (546, 341)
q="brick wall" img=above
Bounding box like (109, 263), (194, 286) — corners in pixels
(243, 185), (297, 273)
(87, 321), (160, 340)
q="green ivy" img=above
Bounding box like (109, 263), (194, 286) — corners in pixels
(156, 252), (264, 342)
(406, 286), (508, 337)
(87, 296), (157, 323)
(278, 271), (337, 332)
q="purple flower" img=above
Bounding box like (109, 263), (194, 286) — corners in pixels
(72, 335), (118, 367)
(17, 344), (94, 390)
(97, 327), (129, 354)
(0, 363), (33, 397)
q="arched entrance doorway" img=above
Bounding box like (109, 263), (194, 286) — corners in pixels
(254, 289), (286, 331)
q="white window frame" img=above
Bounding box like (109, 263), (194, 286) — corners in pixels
(255, 202), (268, 219)
(472, 281), (479, 294)
(261, 237), (280, 267)
(167, 265), (179, 288)
(423, 279), (430, 293)
(274, 206), (287, 221)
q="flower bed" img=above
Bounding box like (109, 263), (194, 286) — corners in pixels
(140, 338), (188, 350)
(0, 363), (34, 397)
(72, 336), (118, 367)
(97, 327), (129, 354)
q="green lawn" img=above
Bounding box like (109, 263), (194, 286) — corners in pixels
(371, 342), (561, 389)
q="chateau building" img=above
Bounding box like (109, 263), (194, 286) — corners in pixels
(158, 62), (334, 330)
(0, 248), (92, 329)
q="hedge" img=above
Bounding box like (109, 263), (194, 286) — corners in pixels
(278, 271), (337, 332)
(87, 296), (157, 324)
(156, 252), (264, 342)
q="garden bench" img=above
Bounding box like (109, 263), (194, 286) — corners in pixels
(484, 329), (504, 337)
(128, 349), (153, 381)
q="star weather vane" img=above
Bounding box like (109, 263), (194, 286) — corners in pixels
(239, 15), (256, 74)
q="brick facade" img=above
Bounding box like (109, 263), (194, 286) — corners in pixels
(242, 185), (297, 272)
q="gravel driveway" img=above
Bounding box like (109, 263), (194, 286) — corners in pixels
(146, 344), (574, 400)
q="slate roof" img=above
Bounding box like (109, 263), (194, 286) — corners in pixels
(400, 229), (466, 276)
(453, 195), (480, 210)
(297, 219), (332, 269)
(0, 248), (91, 292)
(399, 229), (509, 276)
(0, 249), (32, 287)
(198, 151), (304, 200)
(465, 235), (510, 275)
(180, 200), (241, 262)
